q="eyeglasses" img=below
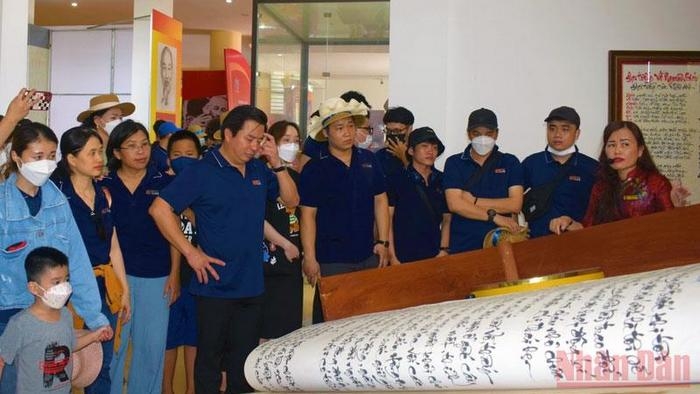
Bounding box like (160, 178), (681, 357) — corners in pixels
(119, 142), (150, 152)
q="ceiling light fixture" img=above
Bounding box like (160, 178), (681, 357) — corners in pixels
(71, 2), (78, 6)
(225, 0), (233, 4)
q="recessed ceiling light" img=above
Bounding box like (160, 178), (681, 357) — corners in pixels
(71, 2), (78, 6)
(225, 0), (233, 4)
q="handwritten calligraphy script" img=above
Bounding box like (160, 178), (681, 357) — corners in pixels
(245, 263), (700, 391)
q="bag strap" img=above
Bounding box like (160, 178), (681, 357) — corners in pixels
(463, 150), (501, 191)
(412, 174), (440, 227)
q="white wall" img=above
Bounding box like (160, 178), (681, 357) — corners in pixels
(390, 0), (700, 167)
(49, 29), (133, 137)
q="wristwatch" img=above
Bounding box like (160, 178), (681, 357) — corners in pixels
(486, 209), (497, 223)
(271, 165), (286, 173)
(374, 240), (390, 247)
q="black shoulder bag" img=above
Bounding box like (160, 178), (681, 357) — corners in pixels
(522, 163), (572, 222)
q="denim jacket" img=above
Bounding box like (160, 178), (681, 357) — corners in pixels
(0, 173), (108, 329)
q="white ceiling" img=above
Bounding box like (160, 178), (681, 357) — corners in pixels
(34, 0), (254, 33)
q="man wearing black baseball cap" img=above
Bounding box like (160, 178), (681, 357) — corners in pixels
(443, 108), (524, 253)
(522, 106), (598, 237)
(386, 127), (450, 263)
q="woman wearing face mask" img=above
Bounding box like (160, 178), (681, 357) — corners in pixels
(0, 121), (111, 394)
(260, 120), (303, 341)
(100, 120), (175, 394)
(51, 126), (131, 394)
(78, 94), (135, 174)
(564, 121), (673, 230)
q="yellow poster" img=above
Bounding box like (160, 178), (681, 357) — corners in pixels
(150, 9), (182, 138)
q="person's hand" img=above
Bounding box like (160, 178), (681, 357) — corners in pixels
(184, 248), (226, 284)
(5, 88), (35, 122)
(164, 274), (181, 305)
(119, 291), (131, 324)
(385, 138), (408, 166)
(259, 133), (282, 168)
(302, 257), (321, 286)
(549, 215), (574, 235)
(189, 113), (213, 128)
(374, 243), (389, 267)
(388, 245), (401, 266)
(281, 241), (300, 262)
(494, 214), (520, 232)
(670, 180), (691, 207)
(97, 325), (114, 342)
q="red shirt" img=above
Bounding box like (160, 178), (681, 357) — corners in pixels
(582, 167), (673, 226)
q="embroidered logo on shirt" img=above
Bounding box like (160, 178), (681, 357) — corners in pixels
(145, 189), (160, 195)
(361, 163), (373, 169)
(494, 168), (506, 174)
(569, 175), (581, 182)
(252, 179), (262, 186)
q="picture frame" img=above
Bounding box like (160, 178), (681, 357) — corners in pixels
(608, 50), (700, 121)
(608, 50), (700, 206)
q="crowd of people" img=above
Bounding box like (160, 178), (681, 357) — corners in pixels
(0, 87), (692, 394)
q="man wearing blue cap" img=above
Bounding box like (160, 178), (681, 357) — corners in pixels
(386, 127), (450, 263)
(444, 108), (524, 253)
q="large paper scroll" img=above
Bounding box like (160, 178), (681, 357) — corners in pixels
(610, 51), (700, 205)
(245, 263), (700, 391)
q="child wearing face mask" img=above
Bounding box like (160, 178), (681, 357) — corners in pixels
(0, 247), (110, 393)
(0, 121), (111, 393)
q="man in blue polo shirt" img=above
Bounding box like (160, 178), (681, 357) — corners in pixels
(444, 108), (524, 253)
(376, 106), (414, 177)
(300, 96), (391, 323)
(522, 106), (599, 237)
(300, 91), (373, 171)
(387, 127), (450, 264)
(149, 105), (298, 394)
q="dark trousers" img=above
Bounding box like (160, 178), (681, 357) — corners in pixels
(312, 254), (379, 324)
(195, 295), (263, 394)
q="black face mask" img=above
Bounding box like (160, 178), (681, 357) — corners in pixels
(386, 134), (406, 145)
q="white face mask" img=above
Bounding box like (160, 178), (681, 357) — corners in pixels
(278, 142), (300, 163)
(471, 135), (496, 156)
(18, 159), (57, 187)
(547, 144), (577, 157)
(104, 119), (122, 134)
(357, 135), (373, 149)
(38, 282), (73, 309)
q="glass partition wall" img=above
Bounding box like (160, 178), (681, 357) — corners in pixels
(253, 0), (389, 136)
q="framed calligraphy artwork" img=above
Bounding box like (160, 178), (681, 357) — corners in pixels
(609, 50), (700, 205)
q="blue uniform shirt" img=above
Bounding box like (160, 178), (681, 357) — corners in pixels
(443, 146), (524, 253)
(522, 148), (598, 238)
(150, 143), (170, 173)
(376, 148), (404, 178)
(301, 136), (329, 160)
(300, 147), (386, 265)
(55, 178), (114, 266)
(99, 167), (172, 278)
(387, 165), (447, 263)
(159, 148), (280, 299)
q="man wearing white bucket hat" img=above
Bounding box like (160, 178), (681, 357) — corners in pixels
(300, 97), (392, 323)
